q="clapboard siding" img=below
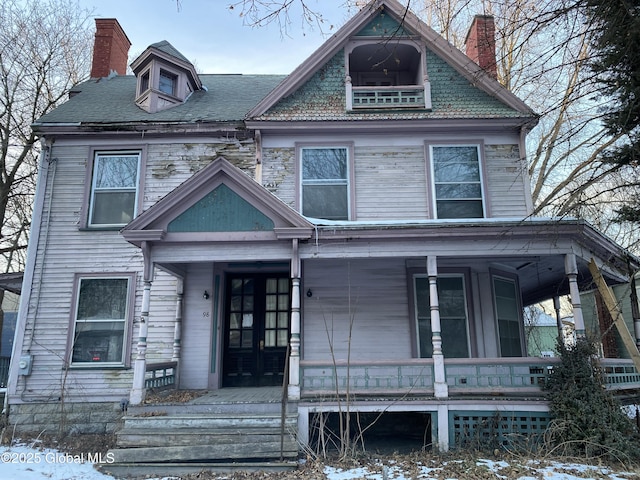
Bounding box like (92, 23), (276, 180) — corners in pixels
(302, 258), (412, 361)
(14, 143), (177, 403)
(179, 263), (214, 389)
(261, 147), (296, 208)
(144, 140), (257, 210)
(354, 145), (429, 220)
(484, 144), (529, 217)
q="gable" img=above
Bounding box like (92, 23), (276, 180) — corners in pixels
(167, 184), (275, 233)
(121, 157), (313, 246)
(247, 0), (536, 124)
(255, 48), (525, 122)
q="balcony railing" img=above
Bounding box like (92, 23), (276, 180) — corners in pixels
(300, 357), (640, 397)
(351, 85), (425, 109)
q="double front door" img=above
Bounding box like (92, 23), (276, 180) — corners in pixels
(222, 273), (291, 387)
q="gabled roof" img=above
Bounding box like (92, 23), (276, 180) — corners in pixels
(247, 0), (536, 123)
(130, 40), (202, 91)
(121, 157), (314, 247)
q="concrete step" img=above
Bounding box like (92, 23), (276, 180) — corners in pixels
(109, 439), (299, 463)
(116, 428), (298, 448)
(121, 413), (297, 430)
(127, 400), (295, 415)
(98, 461), (297, 479)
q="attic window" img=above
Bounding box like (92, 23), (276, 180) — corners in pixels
(346, 41), (431, 110)
(159, 70), (177, 96)
(139, 71), (150, 94)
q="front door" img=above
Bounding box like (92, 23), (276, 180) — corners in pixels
(222, 273), (291, 387)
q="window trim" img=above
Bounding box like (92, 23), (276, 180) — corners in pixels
(80, 147), (146, 230)
(295, 142), (355, 221)
(425, 140), (489, 219)
(407, 267), (475, 359)
(67, 272), (136, 368)
(491, 270), (525, 357)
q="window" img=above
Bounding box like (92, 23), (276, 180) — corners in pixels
(493, 276), (523, 357)
(430, 145), (484, 219)
(71, 276), (132, 366)
(139, 71), (149, 94)
(159, 70), (177, 96)
(414, 275), (470, 358)
(89, 151), (140, 227)
(300, 146), (350, 220)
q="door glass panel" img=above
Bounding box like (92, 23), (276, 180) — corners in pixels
(266, 312), (276, 328)
(231, 278), (243, 293)
(265, 330), (276, 347)
(277, 330), (288, 346)
(242, 313), (253, 328)
(278, 278), (289, 291)
(278, 312), (289, 328)
(266, 294), (277, 310)
(242, 330), (252, 347)
(230, 313), (241, 329)
(278, 294), (289, 310)
(266, 278), (277, 292)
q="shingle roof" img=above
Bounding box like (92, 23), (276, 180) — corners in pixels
(34, 74), (285, 126)
(150, 40), (190, 64)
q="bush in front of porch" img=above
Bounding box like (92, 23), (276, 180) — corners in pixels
(544, 338), (640, 463)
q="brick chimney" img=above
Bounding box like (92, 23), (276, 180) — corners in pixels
(90, 19), (131, 78)
(465, 15), (497, 80)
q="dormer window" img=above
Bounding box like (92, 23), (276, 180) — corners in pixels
(130, 40), (202, 114)
(159, 70), (177, 96)
(345, 41), (431, 110)
(139, 71), (150, 95)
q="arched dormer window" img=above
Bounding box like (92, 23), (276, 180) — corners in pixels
(345, 40), (431, 110)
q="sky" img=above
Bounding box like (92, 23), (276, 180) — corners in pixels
(76, 0), (356, 75)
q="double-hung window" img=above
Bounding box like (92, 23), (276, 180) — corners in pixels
(414, 274), (470, 358)
(300, 146), (350, 220)
(429, 144), (485, 219)
(493, 276), (523, 357)
(159, 69), (177, 96)
(89, 151), (140, 227)
(70, 275), (133, 366)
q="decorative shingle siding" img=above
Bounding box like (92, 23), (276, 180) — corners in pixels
(258, 49), (525, 121)
(355, 11), (413, 37)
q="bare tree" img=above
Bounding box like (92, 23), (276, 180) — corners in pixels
(0, 0), (94, 272)
(410, 0), (639, 250)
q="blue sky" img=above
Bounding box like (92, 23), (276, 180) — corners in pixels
(78, 0), (354, 74)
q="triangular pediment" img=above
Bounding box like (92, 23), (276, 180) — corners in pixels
(247, 0), (535, 123)
(121, 157), (313, 246)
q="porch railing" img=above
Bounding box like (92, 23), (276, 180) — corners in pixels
(300, 357), (640, 397)
(300, 359), (434, 396)
(145, 361), (177, 390)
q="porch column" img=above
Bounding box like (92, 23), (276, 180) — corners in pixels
(130, 279), (152, 405)
(553, 296), (564, 346)
(172, 279), (184, 362)
(565, 254), (586, 338)
(288, 239), (301, 400)
(428, 256), (448, 398)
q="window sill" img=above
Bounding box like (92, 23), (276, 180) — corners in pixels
(66, 365), (130, 370)
(78, 226), (125, 232)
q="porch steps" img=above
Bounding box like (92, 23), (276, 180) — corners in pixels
(102, 411), (299, 477)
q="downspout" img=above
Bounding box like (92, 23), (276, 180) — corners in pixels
(5, 139), (56, 411)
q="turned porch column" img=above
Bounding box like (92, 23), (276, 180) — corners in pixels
(428, 256), (448, 398)
(130, 242), (153, 405)
(565, 253), (586, 338)
(172, 279), (184, 362)
(288, 239), (301, 400)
